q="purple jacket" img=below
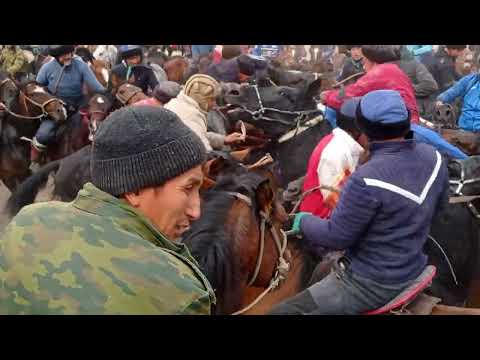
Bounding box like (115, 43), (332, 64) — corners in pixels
(300, 139), (449, 284)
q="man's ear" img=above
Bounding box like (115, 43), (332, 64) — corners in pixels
(123, 190), (142, 207)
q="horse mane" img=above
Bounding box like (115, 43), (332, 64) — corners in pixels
(182, 171), (264, 314)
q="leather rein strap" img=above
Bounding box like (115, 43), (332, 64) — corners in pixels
(224, 191), (290, 315)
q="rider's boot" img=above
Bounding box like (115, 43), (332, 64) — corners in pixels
(29, 137), (47, 172)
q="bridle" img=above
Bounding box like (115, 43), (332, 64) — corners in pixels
(224, 190), (290, 315)
(449, 160), (480, 219)
(0, 78), (65, 120)
(234, 83), (322, 128)
(82, 106), (109, 142)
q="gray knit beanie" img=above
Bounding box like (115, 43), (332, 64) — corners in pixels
(91, 105), (207, 196)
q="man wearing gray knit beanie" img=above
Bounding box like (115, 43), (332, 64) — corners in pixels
(0, 106), (216, 315)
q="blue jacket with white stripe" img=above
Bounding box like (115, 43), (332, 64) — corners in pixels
(300, 138), (449, 284)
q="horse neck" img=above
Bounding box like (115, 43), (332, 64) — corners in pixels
(240, 242), (318, 314)
(47, 112), (89, 161)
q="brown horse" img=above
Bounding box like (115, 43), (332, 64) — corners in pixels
(182, 160), (320, 315)
(0, 81), (66, 191)
(89, 59), (110, 88)
(163, 56), (190, 84)
(42, 93), (113, 163)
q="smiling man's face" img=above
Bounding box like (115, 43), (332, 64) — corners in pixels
(123, 165), (204, 241)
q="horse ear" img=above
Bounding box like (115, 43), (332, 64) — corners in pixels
(255, 179), (274, 214)
(203, 157), (227, 180)
(305, 78), (322, 99)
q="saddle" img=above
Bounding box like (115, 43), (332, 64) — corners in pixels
(363, 266), (440, 315)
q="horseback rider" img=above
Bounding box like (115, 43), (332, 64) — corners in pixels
(337, 45), (364, 85)
(300, 98), (368, 219)
(424, 45), (466, 95)
(0, 45), (28, 80)
(32, 45), (107, 165)
(270, 90), (449, 315)
(37, 45), (106, 113)
(435, 57), (480, 132)
(0, 106), (216, 314)
(320, 45), (420, 123)
(116, 45), (159, 95)
(164, 74), (244, 152)
(392, 45), (438, 119)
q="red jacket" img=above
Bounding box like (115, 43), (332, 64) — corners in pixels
(300, 128), (365, 218)
(324, 63), (419, 123)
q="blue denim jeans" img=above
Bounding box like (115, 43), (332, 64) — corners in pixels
(34, 119), (58, 146)
(269, 260), (413, 315)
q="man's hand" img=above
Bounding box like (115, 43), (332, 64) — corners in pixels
(436, 100), (444, 108)
(224, 132), (245, 145)
(285, 212), (312, 236)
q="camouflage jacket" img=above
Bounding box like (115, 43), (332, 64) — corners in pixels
(0, 48), (27, 76)
(0, 183), (216, 315)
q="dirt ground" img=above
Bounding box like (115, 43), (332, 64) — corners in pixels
(0, 183), (11, 232)
(0, 175), (54, 232)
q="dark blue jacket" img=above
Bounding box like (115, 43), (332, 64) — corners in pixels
(300, 139), (449, 284)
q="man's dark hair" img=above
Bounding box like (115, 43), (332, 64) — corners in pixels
(445, 45), (467, 51)
(361, 45), (400, 64)
(336, 110), (362, 140)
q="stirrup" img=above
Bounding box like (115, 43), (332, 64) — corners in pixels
(32, 137), (48, 152)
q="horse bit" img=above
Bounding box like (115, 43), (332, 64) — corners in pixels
(224, 191), (290, 315)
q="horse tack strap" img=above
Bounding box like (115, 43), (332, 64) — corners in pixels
(225, 192), (252, 207)
(449, 195), (480, 204)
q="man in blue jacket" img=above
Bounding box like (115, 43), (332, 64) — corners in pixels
(269, 90), (449, 315)
(37, 45), (106, 111)
(436, 71), (480, 132)
(33, 45), (107, 165)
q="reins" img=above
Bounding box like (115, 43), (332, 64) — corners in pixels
(224, 191), (290, 315)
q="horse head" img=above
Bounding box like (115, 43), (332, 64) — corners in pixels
(0, 71), (20, 110)
(85, 94), (113, 141)
(21, 82), (67, 122)
(164, 56), (190, 84)
(222, 79), (322, 138)
(433, 103), (457, 129)
(90, 59), (110, 87)
(183, 164), (289, 314)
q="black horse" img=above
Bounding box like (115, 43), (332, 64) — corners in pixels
(222, 79), (332, 187)
(426, 155), (480, 307)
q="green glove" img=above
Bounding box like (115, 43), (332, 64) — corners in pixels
(289, 212), (312, 235)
